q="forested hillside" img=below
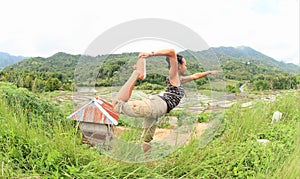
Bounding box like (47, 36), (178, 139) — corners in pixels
(212, 46), (300, 74)
(1, 47), (299, 92)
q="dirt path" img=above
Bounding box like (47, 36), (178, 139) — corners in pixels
(153, 122), (209, 145)
(113, 122), (209, 146)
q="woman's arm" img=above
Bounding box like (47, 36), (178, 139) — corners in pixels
(138, 49), (180, 86)
(181, 70), (220, 83)
(138, 49), (176, 58)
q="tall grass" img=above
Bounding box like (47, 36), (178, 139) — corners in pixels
(0, 82), (299, 178)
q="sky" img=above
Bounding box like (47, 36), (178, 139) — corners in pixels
(0, 0), (299, 65)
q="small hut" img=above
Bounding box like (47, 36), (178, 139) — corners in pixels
(67, 97), (119, 146)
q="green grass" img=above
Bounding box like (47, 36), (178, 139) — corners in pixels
(0, 82), (299, 178)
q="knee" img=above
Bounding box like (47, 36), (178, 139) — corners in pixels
(142, 135), (154, 143)
(112, 99), (118, 110)
(112, 100), (123, 113)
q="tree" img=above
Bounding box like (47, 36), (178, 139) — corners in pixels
(32, 78), (45, 92)
(46, 78), (61, 91)
(24, 75), (32, 89)
(254, 80), (269, 91)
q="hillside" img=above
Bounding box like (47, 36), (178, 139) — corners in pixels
(6, 52), (81, 80)
(5, 52), (137, 85)
(2, 47), (299, 91)
(179, 46), (300, 81)
(211, 46), (300, 74)
(6, 47), (300, 76)
(0, 52), (27, 69)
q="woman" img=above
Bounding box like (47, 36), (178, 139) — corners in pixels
(112, 49), (219, 154)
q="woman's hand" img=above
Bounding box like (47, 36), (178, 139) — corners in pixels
(181, 70), (221, 83)
(208, 70), (220, 75)
(138, 52), (151, 58)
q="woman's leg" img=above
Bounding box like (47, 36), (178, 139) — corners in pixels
(112, 57), (145, 106)
(141, 124), (157, 154)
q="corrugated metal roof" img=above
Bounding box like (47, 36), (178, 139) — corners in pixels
(67, 97), (119, 125)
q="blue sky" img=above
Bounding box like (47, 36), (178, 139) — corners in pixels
(0, 0), (299, 64)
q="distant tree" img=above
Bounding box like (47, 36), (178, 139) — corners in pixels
(32, 78), (45, 92)
(45, 78), (61, 91)
(254, 80), (269, 91)
(296, 74), (300, 84)
(24, 75), (32, 89)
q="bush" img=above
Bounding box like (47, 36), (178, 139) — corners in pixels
(226, 84), (238, 93)
(197, 112), (210, 123)
(254, 80), (269, 90)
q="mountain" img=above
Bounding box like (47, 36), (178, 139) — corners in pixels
(7, 52), (80, 74)
(4, 52), (138, 86)
(210, 46), (300, 74)
(6, 47), (299, 74)
(0, 52), (28, 69)
(3, 47), (300, 86)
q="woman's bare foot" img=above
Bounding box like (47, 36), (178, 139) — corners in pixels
(136, 58), (146, 80)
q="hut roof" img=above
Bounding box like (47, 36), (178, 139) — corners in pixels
(67, 97), (119, 125)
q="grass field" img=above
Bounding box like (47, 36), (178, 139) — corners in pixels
(0, 82), (299, 178)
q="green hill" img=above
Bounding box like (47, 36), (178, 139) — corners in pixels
(211, 46), (300, 74)
(6, 52), (81, 80)
(1, 47), (299, 91)
(6, 47), (300, 78)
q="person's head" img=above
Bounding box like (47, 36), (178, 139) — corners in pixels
(166, 54), (187, 75)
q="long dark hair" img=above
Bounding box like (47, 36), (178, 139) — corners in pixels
(165, 54), (183, 69)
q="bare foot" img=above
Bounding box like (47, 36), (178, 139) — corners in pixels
(136, 58), (146, 80)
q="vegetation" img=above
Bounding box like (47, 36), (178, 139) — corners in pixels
(1, 47), (299, 93)
(0, 82), (299, 178)
(213, 46), (300, 74)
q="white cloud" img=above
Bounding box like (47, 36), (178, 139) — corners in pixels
(0, 0), (299, 64)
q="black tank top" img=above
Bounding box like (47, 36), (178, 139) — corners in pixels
(159, 79), (185, 113)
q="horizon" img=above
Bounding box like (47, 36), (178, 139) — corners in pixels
(1, 45), (300, 66)
(3, 41), (300, 66)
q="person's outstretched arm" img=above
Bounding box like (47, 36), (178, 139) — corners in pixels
(181, 70), (220, 83)
(138, 49), (176, 58)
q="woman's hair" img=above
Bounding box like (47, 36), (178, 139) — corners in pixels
(165, 54), (183, 69)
